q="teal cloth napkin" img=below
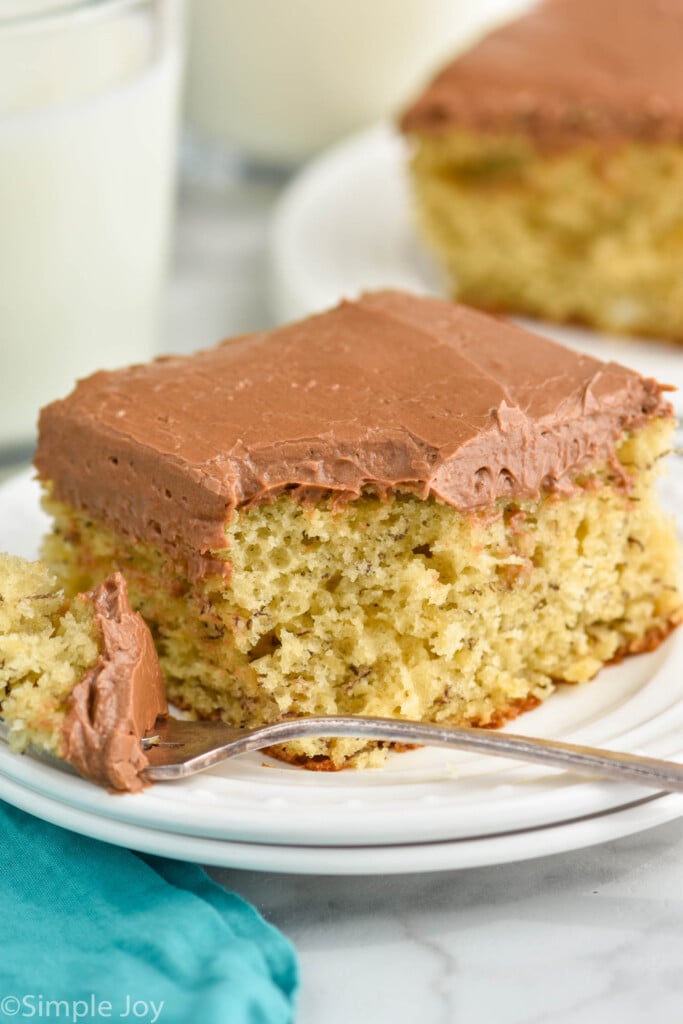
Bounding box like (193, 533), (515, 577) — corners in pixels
(0, 801), (298, 1024)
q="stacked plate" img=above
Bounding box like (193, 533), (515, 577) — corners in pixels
(1, 470), (683, 875)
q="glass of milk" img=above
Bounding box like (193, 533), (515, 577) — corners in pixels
(184, 0), (534, 169)
(0, 0), (183, 455)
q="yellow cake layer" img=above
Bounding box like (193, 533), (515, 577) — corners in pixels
(41, 419), (681, 769)
(0, 554), (98, 756)
(409, 131), (683, 340)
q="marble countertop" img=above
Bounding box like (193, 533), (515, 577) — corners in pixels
(212, 819), (683, 1024)
(164, 165), (683, 1024)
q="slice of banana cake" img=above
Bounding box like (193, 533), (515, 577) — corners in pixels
(35, 290), (682, 769)
(401, 0), (683, 341)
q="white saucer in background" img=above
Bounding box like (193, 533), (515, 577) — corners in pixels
(269, 125), (683, 410)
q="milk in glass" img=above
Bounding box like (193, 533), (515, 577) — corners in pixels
(0, 1), (182, 450)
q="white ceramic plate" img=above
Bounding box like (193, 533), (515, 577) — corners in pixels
(1, 469), (683, 856)
(269, 124), (683, 412)
(2, 764), (683, 875)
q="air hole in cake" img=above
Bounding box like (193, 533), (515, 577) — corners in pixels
(324, 572), (342, 593)
(576, 519), (590, 545)
(248, 630), (282, 662)
(271, 547), (293, 569)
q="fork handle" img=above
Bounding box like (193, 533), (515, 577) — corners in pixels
(143, 715), (683, 792)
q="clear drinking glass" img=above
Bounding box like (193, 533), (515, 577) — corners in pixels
(0, 0), (183, 456)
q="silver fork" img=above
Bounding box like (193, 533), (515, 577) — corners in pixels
(141, 715), (683, 792)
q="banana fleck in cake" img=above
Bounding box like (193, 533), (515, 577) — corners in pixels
(35, 291), (682, 769)
(401, 0), (683, 341)
(0, 553), (166, 790)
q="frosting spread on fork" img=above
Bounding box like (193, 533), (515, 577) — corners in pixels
(61, 572), (167, 792)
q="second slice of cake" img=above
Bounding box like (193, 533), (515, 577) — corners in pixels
(401, 0), (683, 341)
(35, 291), (682, 768)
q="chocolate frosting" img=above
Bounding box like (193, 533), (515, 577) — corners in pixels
(60, 573), (167, 792)
(401, 0), (683, 148)
(36, 291), (671, 578)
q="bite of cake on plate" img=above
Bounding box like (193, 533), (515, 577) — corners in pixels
(0, 553), (167, 791)
(32, 290), (682, 770)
